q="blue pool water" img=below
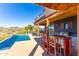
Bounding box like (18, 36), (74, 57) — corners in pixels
(0, 35), (30, 50)
(15, 35), (30, 41)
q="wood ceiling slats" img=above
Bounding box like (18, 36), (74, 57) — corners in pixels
(36, 3), (79, 11)
(57, 4), (71, 10)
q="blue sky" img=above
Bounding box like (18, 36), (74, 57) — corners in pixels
(0, 3), (44, 27)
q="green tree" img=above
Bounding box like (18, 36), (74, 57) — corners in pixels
(24, 27), (28, 33)
(27, 25), (33, 33)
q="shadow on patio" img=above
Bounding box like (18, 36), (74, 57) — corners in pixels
(28, 37), (47, 56)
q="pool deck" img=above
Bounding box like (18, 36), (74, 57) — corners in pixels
(0, 34), (45, 56)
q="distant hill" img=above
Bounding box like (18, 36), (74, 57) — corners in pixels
(0, 26), (22, 34)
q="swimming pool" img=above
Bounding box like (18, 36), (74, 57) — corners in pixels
(0, 35), (30, 50)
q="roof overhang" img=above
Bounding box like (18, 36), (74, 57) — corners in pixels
(36, 3), (78, 11)
(34, 3), (78, 25)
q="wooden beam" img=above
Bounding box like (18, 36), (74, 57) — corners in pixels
(77, 6), (79, 56)
(46, 19), (50, 55)
(37, 24), (40, 36)
(46, 19), (49, 27)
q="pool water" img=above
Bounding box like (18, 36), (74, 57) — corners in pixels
(15, 35), (30, 41)
(0, 35), (30, 50)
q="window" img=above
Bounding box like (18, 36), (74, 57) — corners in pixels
(65, 23), (69, 29)
(55, 24), (58, 31)
(69, 21), (73, 29)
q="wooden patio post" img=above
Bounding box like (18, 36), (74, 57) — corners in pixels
(45, 25), (46, 33)
(37, 24), (40, 36)
(46, 19), (50, 55)
(77, 6), (79, 56)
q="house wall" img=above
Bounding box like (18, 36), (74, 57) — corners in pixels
(54, 16), (77, 36)
(54, 16), (77, 55)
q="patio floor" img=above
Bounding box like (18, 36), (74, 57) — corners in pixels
(0, 34), (45, 56)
